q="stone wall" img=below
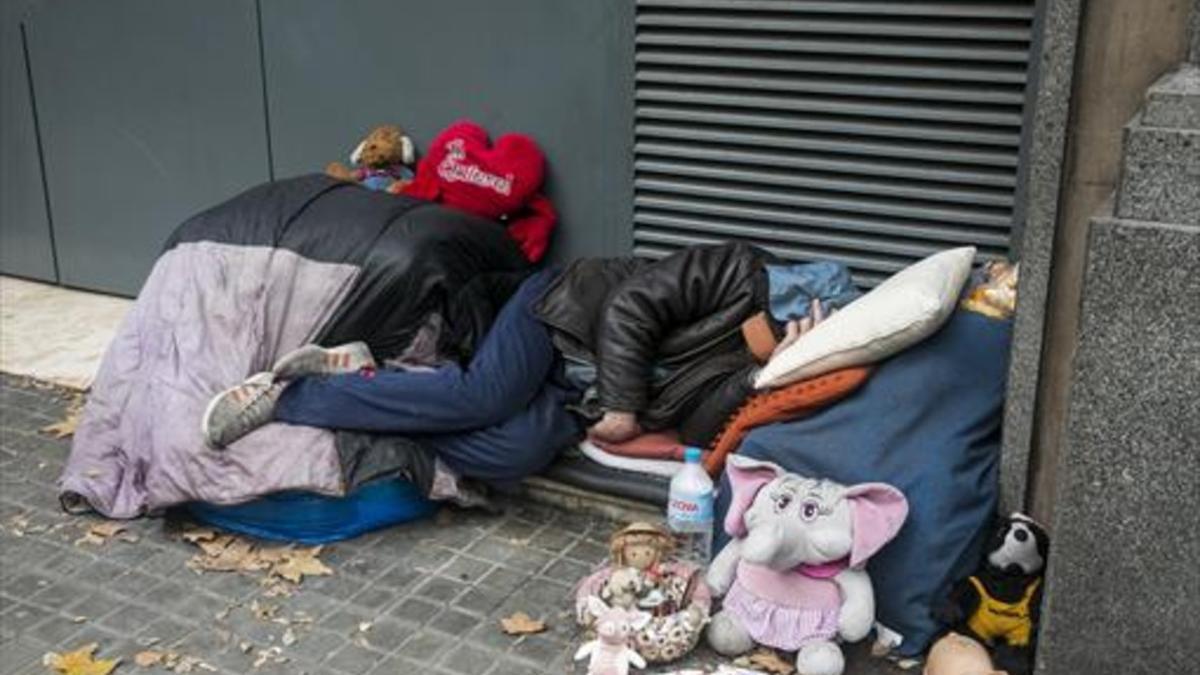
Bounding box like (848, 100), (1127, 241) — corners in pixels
(1191, 0), (1200, 62)
(1035, 61), (1200, 674)
(1025, 0), (1193, 524)
(1035, 216), (1199, 674)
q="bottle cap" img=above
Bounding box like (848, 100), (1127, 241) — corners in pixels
(684, 447), (702, 464)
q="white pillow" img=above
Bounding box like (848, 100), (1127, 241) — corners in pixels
(754, 246), (977, 390)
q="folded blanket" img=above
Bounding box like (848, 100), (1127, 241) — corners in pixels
(703, 366), (872, 475)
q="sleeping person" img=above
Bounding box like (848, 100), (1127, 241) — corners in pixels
(201, 243), (853, 481)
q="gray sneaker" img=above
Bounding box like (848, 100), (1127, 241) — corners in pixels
(271, 342), (376, 380)
(201, 372), (285, 449)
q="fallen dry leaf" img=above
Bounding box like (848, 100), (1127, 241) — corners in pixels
(181, 527), (218, 543)
(254, 545), (292, 564)
(43, 643), (120, 675)
(195, 534), (234, 558)
(499, 612), (546, 635)
(252, 646), (287, 669)
(747, 649), (795, 675)
(135, 650), (163, 667)
(197, 537), (268, 573)
(9, 514), (30, 531)
(250, 600), (278, 621)
(74, 532), (106, 547)
(269, 547), (332, 584)
(89, 521), (126, 539)
(183, 533), (332, 586)
(261, 580), (293, 598)
(41, 410), (81, 439)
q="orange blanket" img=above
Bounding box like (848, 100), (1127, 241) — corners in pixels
(704, 366), (872, 475)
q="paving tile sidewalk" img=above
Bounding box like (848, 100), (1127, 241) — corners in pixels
(0, 374), (899, 675)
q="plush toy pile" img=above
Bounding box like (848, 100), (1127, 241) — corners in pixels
(575, 523), (713, 669)
(326, 120), (556, 263)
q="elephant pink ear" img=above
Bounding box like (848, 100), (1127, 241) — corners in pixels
(845, 483), (908, 567)
(723, 456), (784, 538)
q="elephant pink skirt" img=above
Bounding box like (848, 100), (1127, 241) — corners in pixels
(723, 560), (842, 651)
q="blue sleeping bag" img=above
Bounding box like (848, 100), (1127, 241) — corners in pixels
(187, 478), (439, 544)
(714, 308), (1012, 656)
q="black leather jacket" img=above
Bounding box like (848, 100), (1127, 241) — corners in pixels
(535, 242), (778, 440)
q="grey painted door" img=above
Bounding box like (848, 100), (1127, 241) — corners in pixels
(23, 0), (271, 296)
(0, 1), (56, 283)
(260, 0), (635, 263)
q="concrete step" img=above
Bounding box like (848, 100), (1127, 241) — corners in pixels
(1141, 63), (1200, 129)
(1115, 114), (1200, 224)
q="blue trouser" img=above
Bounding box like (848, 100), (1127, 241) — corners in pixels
(275, 270), (580, 482)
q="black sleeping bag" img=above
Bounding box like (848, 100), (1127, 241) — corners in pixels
(165, 173), (531, 362)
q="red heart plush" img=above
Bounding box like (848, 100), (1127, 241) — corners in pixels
(402, 120), (545, 219)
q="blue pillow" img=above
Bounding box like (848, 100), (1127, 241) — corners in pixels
(713, 309), (1012, 656)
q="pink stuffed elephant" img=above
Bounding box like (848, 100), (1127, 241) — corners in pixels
(706, 456), (909, 675)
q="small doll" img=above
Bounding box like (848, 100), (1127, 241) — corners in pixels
(602, 522), (677, 615)
(575, 596), (651, 675)
(609, 522), (675, 576)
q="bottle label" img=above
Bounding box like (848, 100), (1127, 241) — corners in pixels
(668, 490), (713, 524)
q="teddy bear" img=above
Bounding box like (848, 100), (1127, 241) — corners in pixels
(935, 513), (1048, 675)
(601, 566), (647, 611)
(575, 596), (652, 675)
(706, 456), (909, 675)
(325, 124), (416, 192)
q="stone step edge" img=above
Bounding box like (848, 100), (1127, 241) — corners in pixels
(521, 476), (664, 526)
(1139, 63), (1200, 129)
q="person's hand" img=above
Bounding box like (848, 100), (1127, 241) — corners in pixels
(770, 299), (833, 360)
(589, 410), (642, 443)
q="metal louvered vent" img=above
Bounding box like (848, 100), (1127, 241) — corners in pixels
(633, 0), (1038, 285)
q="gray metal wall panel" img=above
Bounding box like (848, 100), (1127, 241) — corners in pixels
(260, 0), (635, 263)
(0, 1), (56, 283)
(24, 0), (271, 296)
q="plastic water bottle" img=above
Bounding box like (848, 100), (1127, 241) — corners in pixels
(668, 447), (714, 565)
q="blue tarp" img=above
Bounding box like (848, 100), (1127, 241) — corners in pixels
(187, 478), (439, 544)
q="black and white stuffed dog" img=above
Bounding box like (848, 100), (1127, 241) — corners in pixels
(936, 513), (1049, 675)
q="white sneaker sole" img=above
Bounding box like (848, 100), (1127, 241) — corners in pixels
(200, 384), (238, 449)
(201, 372), (274, 449)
